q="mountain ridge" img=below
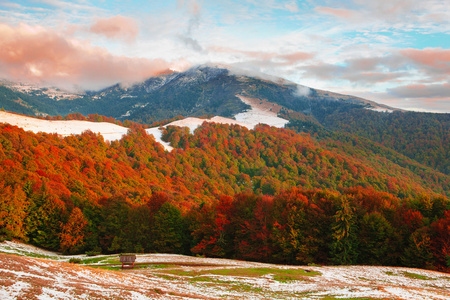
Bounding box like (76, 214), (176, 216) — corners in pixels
(1, 64), (400, 120)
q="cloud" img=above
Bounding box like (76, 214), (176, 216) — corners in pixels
(284, 1), (299, 13)
(388, 83), (450, 98)
(302, 53), (413, 84)
(315, 6), (357, 19)
(0, 22), (183, 91)
(279, 52), (316, 64)
(303, 63), (346, 80)
(177, 0), (203, 52)
(294, 85), (311, 97)
(400, 48), (450, 72)
(90, 15), (139, 42)
(208, 46), (314, 65)
(314, 0), (450, 34)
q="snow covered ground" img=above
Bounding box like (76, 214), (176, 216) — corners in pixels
(234, 95), (289, 128)
(0, 111), (129, 142)
(1, 241), (449, 300)
(145, 116), (254, 151)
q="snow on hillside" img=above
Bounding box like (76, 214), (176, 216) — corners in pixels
(366, 106), (395, 113)
(145, 116), (252, 151)
(145, 127), (174, 151)
(235, 95), (289, 128)
(0, 111), (129, 142)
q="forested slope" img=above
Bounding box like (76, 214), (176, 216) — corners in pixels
(318, 109), (449, 175)
(1, 122), (449, 271)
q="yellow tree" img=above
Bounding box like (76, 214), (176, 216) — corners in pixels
(0, 183), (28, 239)
(59, 207), (88, 254)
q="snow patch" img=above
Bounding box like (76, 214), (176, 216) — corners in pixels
(0, 111), (128, 142)
(234, 95), (289, 128)
(145, 127), (174, 151)
(366, 106), (394, 113)
(144, 116), (252, 151)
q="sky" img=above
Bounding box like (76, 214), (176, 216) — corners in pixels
(0, 0), (449, 113)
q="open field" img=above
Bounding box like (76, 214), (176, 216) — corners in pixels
(1, 240), (449, 299)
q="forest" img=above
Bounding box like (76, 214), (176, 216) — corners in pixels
(1, 120), (449, 272)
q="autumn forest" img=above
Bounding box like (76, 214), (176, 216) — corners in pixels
(1, 114), (449, 272)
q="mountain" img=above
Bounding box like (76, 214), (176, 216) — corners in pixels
(0, 64), (395, 121)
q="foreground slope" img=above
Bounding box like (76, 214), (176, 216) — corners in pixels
(1, 241), (449, 300)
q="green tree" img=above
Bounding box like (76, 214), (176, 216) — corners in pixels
(358, 212), (398, 265)
(401, 227), (434, 269)
(150, 202), (188, 254)
(330, 197), (358, 264)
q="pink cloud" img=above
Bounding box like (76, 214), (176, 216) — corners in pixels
(0, 23), (183, 91)
(315, 6), (357, 19)
(208, 46), (314, 65)
(400, 48), (450, 71)
(279, 52), (315, 64)
(389, 83), (450, 98)
(90, 15), (139, 42)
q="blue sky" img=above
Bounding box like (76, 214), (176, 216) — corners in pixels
(0, 0), (449, 112)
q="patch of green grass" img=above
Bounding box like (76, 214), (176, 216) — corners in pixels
(385, 271), (397, 276)
(154, 274), (178, 280)
(188, 276), (235, 284)
(0, 249), (54, 260)
(103, 257), (121, 264)
(227, 283), (263, 293)
(357, 277), (370, 281)
(402, 271), (433, 280)
(69, 258), (82, 264)
(308, 262), (322, 267)
(89, 265), (122, 271)
(80, 256), (109, 264)
(159, 267), (320, 282)
(145, 264), (176, 269)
